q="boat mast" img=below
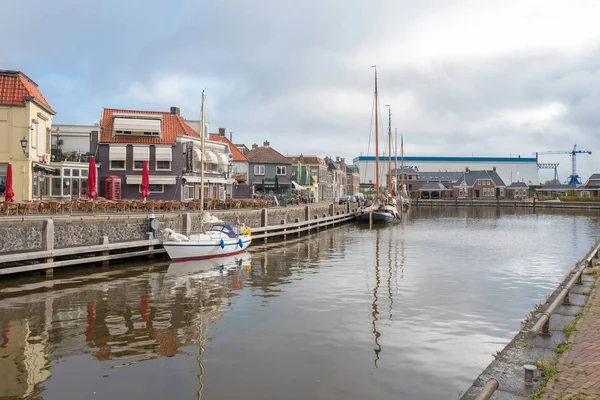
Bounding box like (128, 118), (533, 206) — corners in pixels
(200, 90), (206, 223)
(394, 128), (398, 193)
(373, 66), (380, 199)
(401, 135), (405, 191)
(385, 105), (392, 195)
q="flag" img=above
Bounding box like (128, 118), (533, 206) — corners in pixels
(306, 165), (311, 185)
(297, 161), (301, 183)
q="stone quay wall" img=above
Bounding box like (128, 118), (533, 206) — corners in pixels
(0, 203), (352, 255)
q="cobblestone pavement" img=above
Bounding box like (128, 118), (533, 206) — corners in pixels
(543, 275), (600, 399)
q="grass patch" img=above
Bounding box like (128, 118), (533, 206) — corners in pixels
(531, 359), (561, 400)
(590, 282), (597, 289)
(563, 323), (577, 336)
(554, 340), (571, 355)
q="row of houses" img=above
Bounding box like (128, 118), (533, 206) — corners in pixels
(0, 70), (360, 202)
(390, 167), (600, 200)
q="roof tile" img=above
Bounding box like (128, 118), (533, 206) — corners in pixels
(100, 108), (199, 144)
(246, 145), (291, 164)
(209, 134), (248, 161)
(0, 70), (54, 113)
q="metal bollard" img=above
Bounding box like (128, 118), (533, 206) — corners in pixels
(473, 378), (499, 400)
(563, 290), (571, 305)
(540, 316), (551, 336)
(524, 364), (537, 384)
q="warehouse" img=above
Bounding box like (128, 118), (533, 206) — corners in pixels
(352, 156), (539, 188)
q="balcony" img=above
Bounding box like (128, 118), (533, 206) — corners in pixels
(232, 172), (247, 182)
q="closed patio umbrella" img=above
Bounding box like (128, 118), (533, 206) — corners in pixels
(87, 156), (98, 199)
(4, 163), (14, 202)
(141, 160), (150, 201)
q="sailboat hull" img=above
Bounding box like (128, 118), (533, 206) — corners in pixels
(356, 211), (397, 224)
(163, 236), (252, 262)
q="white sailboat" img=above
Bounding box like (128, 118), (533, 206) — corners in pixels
(163, 91), (252, 262)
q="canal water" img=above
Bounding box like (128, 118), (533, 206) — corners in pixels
(1, 207), (599, 399)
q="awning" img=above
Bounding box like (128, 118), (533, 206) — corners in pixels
(113, 116), (161, 134)
(132, 146), (150, 161)
(126, 175), (177, 185)
(32, 162), (57, 174)
(109, 145), (126, 161)
(216, 152), (229, 166)
(193, 148), (218, 164)
(291, 180), (306, 190)
(155, 147), (172, 162)
(182, 176), (234, 184)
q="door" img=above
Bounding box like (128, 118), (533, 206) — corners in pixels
(475, 189), (480, 198)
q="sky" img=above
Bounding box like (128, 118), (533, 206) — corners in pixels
(2, 0), (599, 182)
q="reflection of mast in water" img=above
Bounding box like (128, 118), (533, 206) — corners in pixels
(371, 229), (382, 367)
(197, 281), (205, 400)
(387, 235), (393, 320)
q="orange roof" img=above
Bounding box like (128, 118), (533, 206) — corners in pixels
(0, 70), (55, 113)
(100, 108), (199, 144)
(209, 134), (248, 161)
(287, 155), (326, 166)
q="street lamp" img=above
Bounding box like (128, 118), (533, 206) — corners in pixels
(55, 127), (61, 161)
(20, 136), (29, 158)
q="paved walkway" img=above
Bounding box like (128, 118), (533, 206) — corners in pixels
(543, 275), (600, 399)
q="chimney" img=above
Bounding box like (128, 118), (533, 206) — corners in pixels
(263, 140), (270, 147)
(341, 157), (345, 164)
(299, 153), (304, 163)
(492, 166), (497, 172)
(170, 106), (180, 116)
(229, 132), (233, 142)
(218, 127), (226, 137)
(336, 156), (340, 162)
(465, 167), (470, 173)
(252, 143), (258, 150)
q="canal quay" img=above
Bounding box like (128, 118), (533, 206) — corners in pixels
(1, 207), (599, 399)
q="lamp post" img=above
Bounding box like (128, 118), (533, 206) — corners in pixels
(55, 127), (61, 162)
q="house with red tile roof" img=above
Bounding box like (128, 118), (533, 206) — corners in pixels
(92, 107), (234, 200)
(246, 140), (292, 196)
(209, 129), (251, 199)
(0, 70), (59, 201)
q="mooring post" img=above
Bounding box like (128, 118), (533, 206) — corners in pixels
(42, 219), (54, 277)
(183, 213), (192, 237)
(146, 232), (154, 258)
(281, 219), (286, 240)
(329, 203), (334, 216)
(540, 317), (551, 336)
(346, 202), (350, 214)
(100, 235), (109, 267)
(261, 208), (268, 243)
(295, 217), (300, 237)
(305, 205), (310, 221)
(524, 365), (536, 385)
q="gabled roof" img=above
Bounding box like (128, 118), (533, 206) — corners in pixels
(100, 108), (199, 144)
(346, 165), (359, 174)
(391, 168), (417, 174)
(536, 184), (577, 191)
(209, 134), (248, 161)
(455, 170), (506, 187)
(0, 70), (55, 114)
(508, 182), (528, 188)
(246, 144), (291, 164)
(287, 155), (326, 166)
(587, 173), (600, 181)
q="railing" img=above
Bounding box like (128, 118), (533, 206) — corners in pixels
(0, 236), (162, 276)
(530, 241), (600, 336)
(251, 210), (355, 241)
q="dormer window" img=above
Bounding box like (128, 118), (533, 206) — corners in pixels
(113, 113), (162, 138)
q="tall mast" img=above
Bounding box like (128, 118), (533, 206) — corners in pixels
(401, 135), (405, 190)
(387, 105), (392, 194)
(373, 66), (380, 198)
(394, 128), (398, 193)
(200, 90), (206, 219)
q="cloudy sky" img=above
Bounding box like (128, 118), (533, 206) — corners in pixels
(2, 0), (599, 181)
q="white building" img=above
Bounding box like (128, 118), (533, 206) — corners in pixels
(51, 124), (98, 161)
(353, 155), (540, 188)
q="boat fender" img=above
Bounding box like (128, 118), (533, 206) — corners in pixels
(238, 238), (244, 248)
(220, 239), (225, 249)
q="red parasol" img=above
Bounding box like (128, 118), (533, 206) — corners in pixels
(141, 160), (150, 201)
(4, 163), (14, 202)
(87, 156), (98, 199)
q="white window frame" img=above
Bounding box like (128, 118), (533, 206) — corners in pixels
(110, 160), (126, 170)
(184, 185), (195, 200)
(156, 160), (172, 171)
(254, 165), (265, 176)
(132, 160), (144, 171)
(276, 166), (286, 176)
(139, 184), (164, 193)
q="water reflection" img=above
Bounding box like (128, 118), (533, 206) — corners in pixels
(1, 208), (600, 399)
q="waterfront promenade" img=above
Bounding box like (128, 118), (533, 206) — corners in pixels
(542, 272), (600, 399)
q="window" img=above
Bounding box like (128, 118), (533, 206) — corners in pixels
(254, 165), (265, 175)
(132, 146), (150, 170)
(110, 160), (125, 170)
(184, 185), (195, 200)
(140, 184), (164, 193)
(156, 161), (171, 171)
(133, 160), (144, 170)
(276, 166), (286, 175)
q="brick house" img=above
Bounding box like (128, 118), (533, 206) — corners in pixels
(453, 169), (506, 199)
(577, 173), (600, 198)
(505, 181), (529, 199)
(209, 129), (250, 199)
(246, 140), (292, 196)
(345, 165), (360, 195)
